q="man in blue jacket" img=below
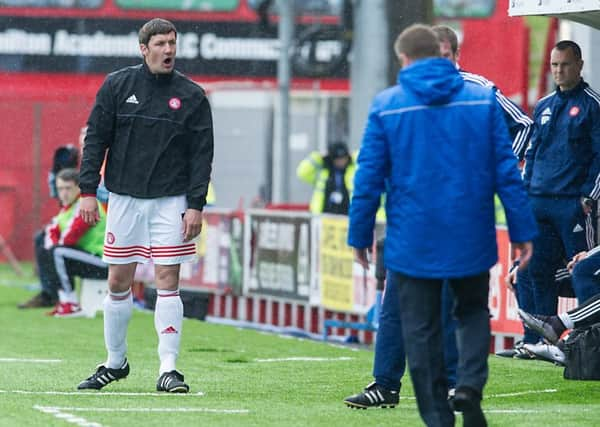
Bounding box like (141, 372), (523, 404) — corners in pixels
(347, 24), (536, 427)
(344, 24), (535, 412)
(523, 40), (600, 331)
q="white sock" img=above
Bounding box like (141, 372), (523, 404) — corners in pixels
(104, 289), (133, 369)
(155, 289), (183, 374)
(58, 289), (78, 304)
(559, 312), (575, 329)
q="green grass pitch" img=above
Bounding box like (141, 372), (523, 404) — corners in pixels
(1, 264), (599, 426)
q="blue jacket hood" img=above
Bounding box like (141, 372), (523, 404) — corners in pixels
(399, 58), (464, 105)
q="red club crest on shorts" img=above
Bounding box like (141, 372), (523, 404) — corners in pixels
(106, 232), (115, 244)
(569, 106), (580, 117)
(168, 97), (181, 110)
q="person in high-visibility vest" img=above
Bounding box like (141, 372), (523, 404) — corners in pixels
(206, 182), (216, 206)
(18, 168), (108, 316)
(297, 141), (355, 215)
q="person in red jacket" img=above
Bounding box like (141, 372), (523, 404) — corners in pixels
(18, 168), (108, 316)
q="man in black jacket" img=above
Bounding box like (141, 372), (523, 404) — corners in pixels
(77, 18), (214, 393)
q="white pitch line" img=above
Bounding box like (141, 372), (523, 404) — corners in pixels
(488, 389), (557, 398)
(0, 358), (61, 363)
(1, 390), (204, 397)
(404, 388), (558, 401)
(254, 356), (354, 362)
(327, 343), (360, 352)
(34, 406), (102, 427)
(486, 407), (593, 414)
(485, 409), (560, 414)
(35, 406), (250, 414)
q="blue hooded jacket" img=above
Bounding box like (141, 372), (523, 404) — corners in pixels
(348, 58), (537, 278)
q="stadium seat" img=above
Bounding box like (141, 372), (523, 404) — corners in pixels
(80, 278), (108, 318)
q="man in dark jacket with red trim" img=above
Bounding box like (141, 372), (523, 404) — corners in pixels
(78, 18), (214, 394)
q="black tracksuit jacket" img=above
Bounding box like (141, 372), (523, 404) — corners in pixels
(80, 62), (214, 210)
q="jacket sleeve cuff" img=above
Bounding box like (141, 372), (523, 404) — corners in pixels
(186, 196), (206, 211)
(80, 192), (97, 198)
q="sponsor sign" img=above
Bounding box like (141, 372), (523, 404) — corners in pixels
(0, 17), (348, 78)
(243, 210), (312, 301)
(318, 215), (377, 314)
(319, 215), (354, 311)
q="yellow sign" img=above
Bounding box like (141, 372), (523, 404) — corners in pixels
(320, 216), (354, 311)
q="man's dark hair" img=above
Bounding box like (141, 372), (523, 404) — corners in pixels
(555, 40), (582, 60)
(56, 168), (80, 185)
(52, 145), (79, 174)
(328, 141), (350, 159)
(432, 25), (458, 55)
(394, 24), (440, 61)
(139, 18), (177, 46)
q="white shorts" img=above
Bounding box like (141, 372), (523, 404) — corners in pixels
(103, 193), (198, 265)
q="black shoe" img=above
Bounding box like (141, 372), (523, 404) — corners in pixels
(452, 387), (487, 427)
(513, 345), (537, 360)
(157, 370), (189, 393)
(77, 359), (130, 390)
(518, 309), (565, 344)
(495, 348), (518, 357)
(495, 340), (535, 359)
(344, 382), (399, 409)
(17, 292), (56, 309)
(495, 339), (523, 357)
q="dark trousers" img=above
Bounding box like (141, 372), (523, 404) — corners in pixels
(373, 280), (458, 391)
(51, 246), (108, 294)
(571, 250), (600, 304)
(36, 232), (107, 297)
(515, 267), (540, 343)
(441, 283), (459, 389)
(569, 293), (600, 328)
(35, 230), (59, 300)
(529, 196), (594, 315)
(393, 270), (490, 427)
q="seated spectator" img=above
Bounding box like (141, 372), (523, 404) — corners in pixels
(20, 130), (108, 309)
(19, 144), (79, 308)
(499, 262), (571, 359)
(520, 247), (600, 342)
(517, 294), (600, 366)
(517, 247), (600, 363)
(520, 291), (600, 345)
(18, 168), (108, 316)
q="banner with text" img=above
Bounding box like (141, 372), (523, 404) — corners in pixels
(318, 215), (377, 314)
(0, 17), (347, 79)
(243, 210), (312, 301)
